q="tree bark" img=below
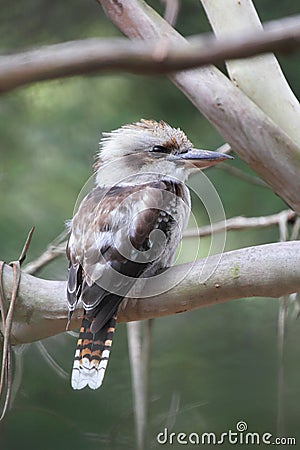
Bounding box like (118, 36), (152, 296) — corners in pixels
(1, 15), (300, 93)
(201, 0), (300, 147)
(1, 241), (299, 345)
(100, 0), (300, 214)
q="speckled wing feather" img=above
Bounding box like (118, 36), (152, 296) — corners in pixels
(67, 180), (184, 389)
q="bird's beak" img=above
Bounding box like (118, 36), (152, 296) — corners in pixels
(172, 149), (233, 169)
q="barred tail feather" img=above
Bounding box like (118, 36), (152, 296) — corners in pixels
(71, 314), (116, 390)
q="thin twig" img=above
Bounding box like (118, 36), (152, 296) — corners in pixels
(23, 242), (66, 275)
(0, 262), (6, 333)
(276, 212), (290, 436)
(215, 143), (232, 155)
(18, 227), (35, 265)
(35, 341), (69, 379)
(23, 211), (296, 277)
(9, 345), (27, 408)
(210, 142), (267, 189)
(183, 209), (296, 239)
(23, 229), (68, 275)
(0, 228), (35, 421)
(216, 164), (269, 188)
(0, 263), (7, 411)
(0, 261), (20, 421)
(165, 392), (181, 431)
(290, 216), (300, 241)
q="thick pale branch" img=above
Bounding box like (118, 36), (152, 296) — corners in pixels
(100, 0), (300, 214)
(1, 242), (299, 345)
(1, 15), (300, 93)
(201, 0), (300, 146)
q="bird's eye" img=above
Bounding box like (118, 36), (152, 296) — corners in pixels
(150, 145), (169, 153)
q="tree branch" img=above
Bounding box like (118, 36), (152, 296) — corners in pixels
(201, 0), (300, 148)
(1, 241), (299, 345)
(216, 164), (268, 188)
(23, 230), (68, 276)
(184, 209), (295, 238)
(20, 210), (296, 276)
(1, 15), (300, 93)
(100, 0), (300, 215)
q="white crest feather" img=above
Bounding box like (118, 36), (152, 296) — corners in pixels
(98, 119), (192, 162)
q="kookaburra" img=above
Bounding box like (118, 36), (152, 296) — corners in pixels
(66, 119), (232, 390)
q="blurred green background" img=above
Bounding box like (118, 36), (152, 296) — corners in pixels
(1, 1), (300, 449)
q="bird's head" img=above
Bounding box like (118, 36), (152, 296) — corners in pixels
(95, 119), (232, 186)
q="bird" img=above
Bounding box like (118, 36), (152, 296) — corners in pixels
(66, 119), (232, 390)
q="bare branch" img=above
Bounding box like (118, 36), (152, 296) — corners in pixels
(23, 242), (66, 275)
(23, 230), (68, 275)
(127, 320), (152, 450)
(0, 226), (35, 421)
(22, 210), (296, 275)
(183, 210), (295, 238)
(100, 0), (300, 215)
(1, 15), (300, 93)
(160, 0), (180, 26)
(215, 143), (232, 155)
(1, 241), (299, 345)
(215, 164), (268, 188)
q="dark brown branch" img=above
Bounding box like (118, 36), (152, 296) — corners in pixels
(1, 15), (300, 93)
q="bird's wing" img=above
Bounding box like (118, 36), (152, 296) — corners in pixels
(66, 181), (179, 329)
(67, 180), (186, 390)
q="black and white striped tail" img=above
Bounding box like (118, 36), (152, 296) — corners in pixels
(71, 314), (116, 390)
